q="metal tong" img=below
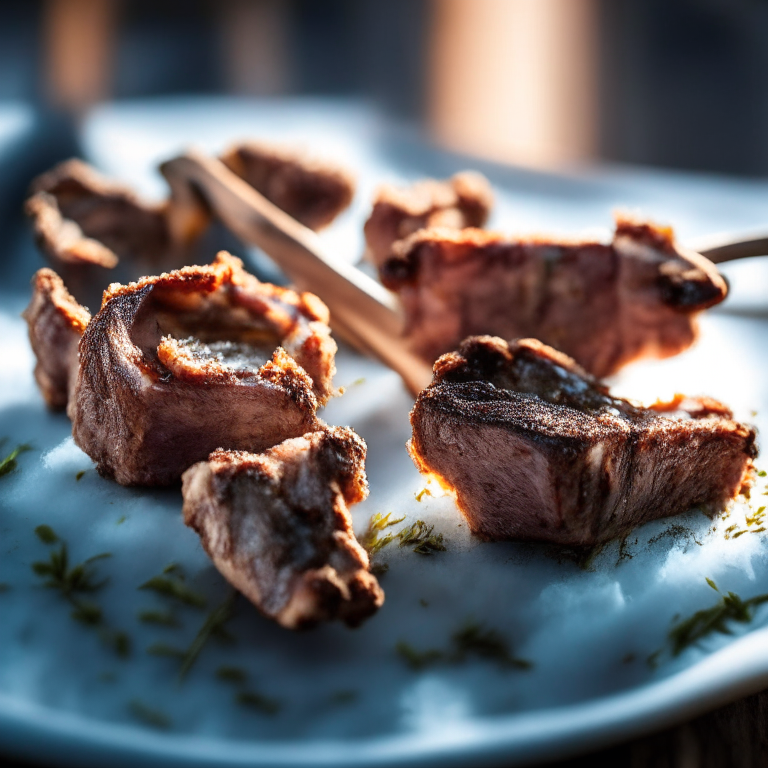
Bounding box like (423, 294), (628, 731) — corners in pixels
(160, 150), (768, 397)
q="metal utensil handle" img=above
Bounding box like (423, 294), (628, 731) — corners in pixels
(160, 150), (433, 396)
(694, 231), (768, 264)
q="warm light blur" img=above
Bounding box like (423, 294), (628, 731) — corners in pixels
(429, 0), (599, 169)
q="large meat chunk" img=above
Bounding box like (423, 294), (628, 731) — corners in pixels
(410, 336), (756, 547)
(220, 142), (355, 231)
(381, 215), (728, 378)
(182, 427), (383, 629)
(22, 269), (90, 410)
(70, 252), (337, 486)
(364, 171), (493, 268)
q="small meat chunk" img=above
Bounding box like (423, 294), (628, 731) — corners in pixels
(70, 252), (337, 485)
(182, 427), (383, 629)
(410, 336), (756, 547)
(220, 142), (355, 231)
(22, 269), (91, 411)
(364, 171), (493, 267)
(381, 214), (728, 378)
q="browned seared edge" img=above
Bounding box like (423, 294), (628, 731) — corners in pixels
(364, 171), (493, 268)
(182, 427), (383, 629)
(220, 141), (356, 231)
(410, 336), (756, 547)
(381, 213), (727, 378)
(25, 251), (336, 486)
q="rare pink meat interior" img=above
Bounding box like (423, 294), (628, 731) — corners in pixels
(381, 215), (728, 378)
(409, 336), (756, 547)
(182, 427), (383, 629)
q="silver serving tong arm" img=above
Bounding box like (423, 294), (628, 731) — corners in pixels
(160, 149), (433, 396)
(692, 230), (768, 264)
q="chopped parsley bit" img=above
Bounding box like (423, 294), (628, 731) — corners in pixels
(758, 470), (767, 478)
(139, 575), (206, 609)
(363, 514), (446, 557)
(397, 520), (446, 555)
(396, 642), (444, 671)
(397, 621), (531, 672)
(75, 471), (85, 482)
(0, 442), (31, 478)
(147, 642), (186, 659)
(329, 690), (358, 705)
(116, 516), (127, 526)
(621, 653), (636, 664)
(419, 598), (429, 608)
(138, 609), (179, 627)
(415, 487), (432, 502)
(668, 580), (768, 656)
(0, 583), (10, 593)
(216, 666), (248, 684)
(647, 525), (701, 548)
(732, 530), (748, 539)
(236, 690), (281, 716)
(128, 700), (171, 730)
(370, 562), (389, 577)
(162, 563), (181, 575)
(34, 525), (59, 544)
(178, 592), (237, 681)
(31, 530), (127, 656)
(362, 513), (405, 554)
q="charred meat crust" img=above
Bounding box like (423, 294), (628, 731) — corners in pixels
(381, 214), (728, 378)
(364, 171), (493, 267)
(220, 142), (355, 231)
(70, 252), (337, 486)
(409, 336), (756, 547)
(22, 269), (91, 411)
(181, 427), (383, 629)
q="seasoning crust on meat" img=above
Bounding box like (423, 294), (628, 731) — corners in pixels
(70, 251), (337, 486)
(382, 214), (728, 378)
(364, 171), (493, 267)
(410, 336), (756, 547)
(220, 142), (355, 231)
(22, 268), (91, 411)
(182, 427), (383, 629)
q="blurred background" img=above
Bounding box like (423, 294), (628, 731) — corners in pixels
(3, 0), (768, 176)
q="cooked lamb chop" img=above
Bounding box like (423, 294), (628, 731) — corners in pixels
(26, 159), (209, 305)
(409, 336), (756, 547)
(70, 251), (337, 486)
(381, 215), (728, 378)
(220, 142), (355, 231)
(22, 269), (91, 411)
(182, 427), (383, 629)
(364, 171), (493, 268)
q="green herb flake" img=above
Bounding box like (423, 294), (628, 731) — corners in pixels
(732, 530), (748, 539)
(758, 470), (767, 478)
(75, 470), (86, 482)
(128, 700), (171, 730)
(0, 443), (31, 478)
(104, 630), (131, 659)
(178, 592), (237, 681)
(236, 690), (281, 716)
(147, 642), (186, 659)
(370, 562), (389, 577)
(71, 601), (102, 625)
(216, 665), (247, 684)
(34, 525), (59, 544)
(116, 516), (127, 526)
(451, 621), (531, 670)
(139, 576), (206, 608)
(138, 609), (179, 627)
(706, 578), (719, 592)
(362, 512), (405, 555)
(395, 641), (444, 671)
(668, 581), (768, 656)
(0, 583), (10, 593)
(397, 520), (446, 555)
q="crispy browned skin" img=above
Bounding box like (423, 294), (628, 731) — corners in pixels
(410, 336), (756, 547)
(22, 269), (91, 411)
(364, 171), (493, 267)
(220, 142), (355, 231)
(70, 252), (337, 486)
(182, 427), (383, 629)
(381, 215), (728, 378)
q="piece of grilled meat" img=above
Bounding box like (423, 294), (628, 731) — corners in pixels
(182, 427), (383, 629)
(220, 142), (356, 231)
(364, 171), (493, 268)
(410, 336), (756, 547)
(381, 215), (728, 379)
(22, 269), (91, 411)
(70, 252), (337, 486)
